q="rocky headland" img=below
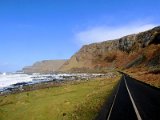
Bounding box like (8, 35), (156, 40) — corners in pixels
(59, 27), (160, 73)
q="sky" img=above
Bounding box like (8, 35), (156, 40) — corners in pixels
(0, 0), (160, 72)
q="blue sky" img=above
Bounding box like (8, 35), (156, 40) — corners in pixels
(0, 0), (160, 72)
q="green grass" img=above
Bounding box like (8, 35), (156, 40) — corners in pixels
(0, 77), (119, 120)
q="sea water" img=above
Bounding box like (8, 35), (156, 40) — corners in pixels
(0, 73), (105, 92)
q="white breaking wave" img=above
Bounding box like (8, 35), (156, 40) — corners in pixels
(0, 73), (63, 89)
(0, 74), (32, 88)
(0, 73), (105, 90)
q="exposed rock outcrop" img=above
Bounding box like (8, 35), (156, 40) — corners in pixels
(59, 26), (160, 72)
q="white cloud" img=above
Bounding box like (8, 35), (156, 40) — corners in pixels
(75, 23), (157, 45)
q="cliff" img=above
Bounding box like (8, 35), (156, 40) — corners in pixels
(59, 26), (160, 72)
(23, 60), (66, 74)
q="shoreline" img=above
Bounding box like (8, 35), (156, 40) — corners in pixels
(0, 74), (113, 96)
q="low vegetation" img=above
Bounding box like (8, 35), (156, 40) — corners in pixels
(0, 76), (120, 120)
(126, 68), (160, 88)
(148, 66), (160, 74)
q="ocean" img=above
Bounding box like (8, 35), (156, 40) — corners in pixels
(0, 73), (105, 92)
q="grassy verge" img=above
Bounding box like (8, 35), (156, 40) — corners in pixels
(125, 68), (160, 88)
(0, 76), (120, 120)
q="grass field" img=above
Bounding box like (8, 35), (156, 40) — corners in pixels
(0, 76), (119, 120)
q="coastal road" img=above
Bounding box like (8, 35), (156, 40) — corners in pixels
(105, 74), (160, 120)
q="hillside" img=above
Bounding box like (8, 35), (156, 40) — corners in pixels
(23, 60), (66, 74)
(59, 26), (160, 73)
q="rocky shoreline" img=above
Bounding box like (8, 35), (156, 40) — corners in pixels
(0, 73), (117, 95)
